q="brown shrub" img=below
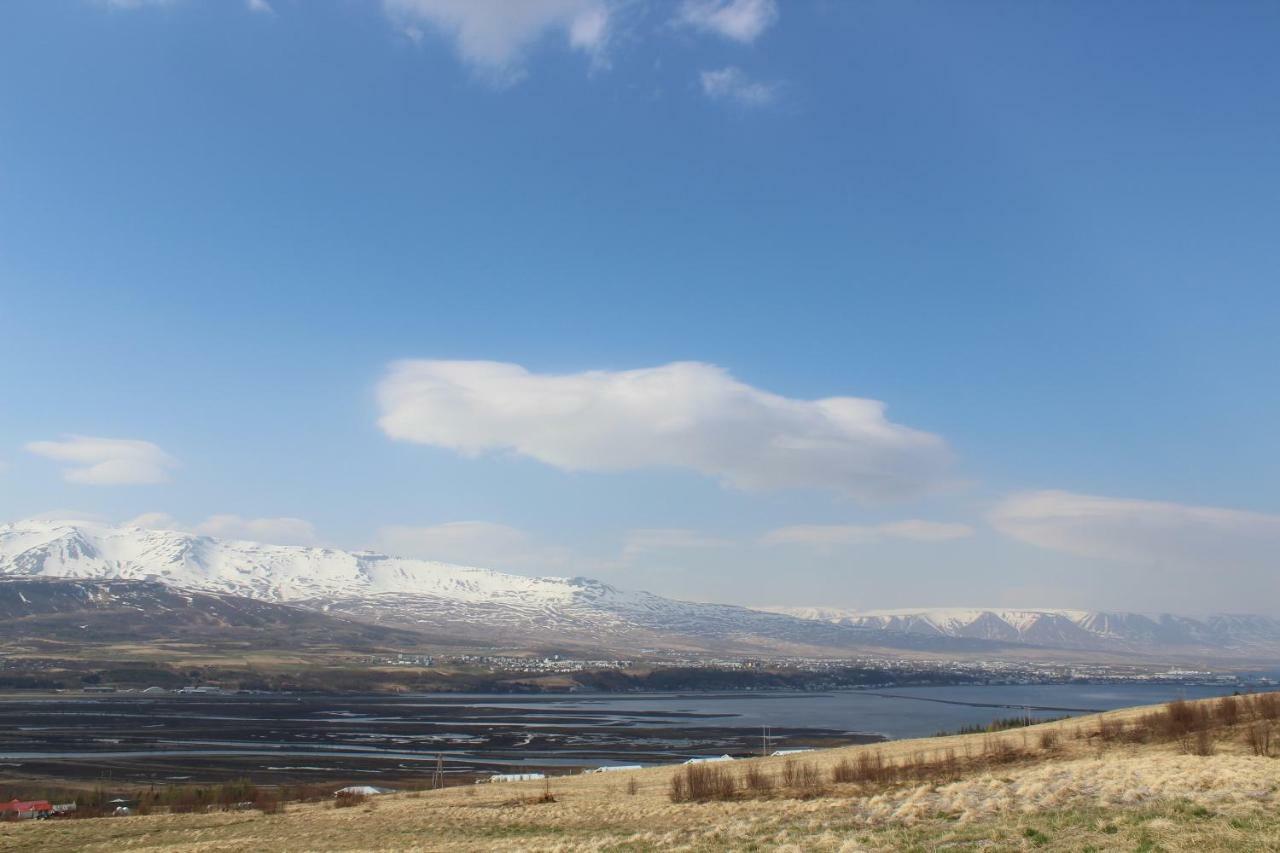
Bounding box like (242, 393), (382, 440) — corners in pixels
(1134, 699), (1212, 745)
(742, 765), (774, 794)
(625, 777), (639, 795)
(1038, 730), (1061, 751)
(1167, 699), (1212, 735)
(668, 764), (737, 803)
(254, 790), (282, 815)
(832, 750), (891, 785)
(984, 736), (1021, 763)
(1214, 696), (1241, 727)
(1098, 718), (1128, 743)
(333, 792), (366, 809)
(1245, 722), (1274, 757)
(779, 760), (825, 797)
(1185, 729), (1216, 756)
(1254, 693), (1280, 721)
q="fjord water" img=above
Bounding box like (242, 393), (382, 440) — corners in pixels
(0, 683), (1245, 786)
(461, 683), (1243, 739)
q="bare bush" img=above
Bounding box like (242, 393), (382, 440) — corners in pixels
(780, 760), (825, 797)
(254, 790), (283, 815)
(1038, 730), (1060, 751)
(668, 764), (737, 803)
(742, 765), (774, 794)
(1185, 729), (1216, 756)
(984, 736), (1021, 763)
(333, 792), (366, 809)
(832, 750), (890, 785)
(1214, 696), (1241, 726)
(1253, 693), (1280, 721)
(1245, 722), (1274, 757)
(1097, 718), (1127, 743)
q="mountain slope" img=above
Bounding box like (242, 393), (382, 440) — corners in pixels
(0, 521), (1001, 656)
(0, 576), (433, 651)
(764, 606), (1280, 659)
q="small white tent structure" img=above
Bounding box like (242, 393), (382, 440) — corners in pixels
(334, 785), (396, 797)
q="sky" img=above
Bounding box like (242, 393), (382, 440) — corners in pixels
(2, 0), (1279, 614)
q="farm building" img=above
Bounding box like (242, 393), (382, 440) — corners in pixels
(482, 773), (546, 783)
(1, 799), (53, 820)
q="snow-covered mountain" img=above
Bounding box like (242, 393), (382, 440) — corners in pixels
(0, 520), (991, 656)
(764, 606), (1280, 659)
(7, 521), (1277, 660)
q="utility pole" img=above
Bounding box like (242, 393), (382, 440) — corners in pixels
(432, 753), (445, 790)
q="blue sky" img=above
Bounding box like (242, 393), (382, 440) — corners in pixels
(2, 0), (1279, 613)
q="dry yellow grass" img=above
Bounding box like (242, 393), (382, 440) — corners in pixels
(3, 693), (1279, 852)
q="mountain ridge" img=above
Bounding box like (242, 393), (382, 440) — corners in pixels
(762, 606), (1280, 658)
(0, 520), (1006, 657)
(5, 521), (1279, 660)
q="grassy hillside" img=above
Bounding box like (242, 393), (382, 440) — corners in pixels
(3, 693), (1278, 852)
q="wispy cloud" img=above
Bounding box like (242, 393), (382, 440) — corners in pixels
(699, 66), (778, 106)
(126, 512), (318, 546)
(383, 0), (610, 82)
(376, 360), (952, 502)
(675, 0), (777, 43)
(762, 520), (974, 547)
(93, 0), (178, 8)
(25, 436), (178, 485)
(989, 490), (1280, 567)
(373, 520), (572, 573)
(246, 0), (274, 15)
(621, 528), (732, 561)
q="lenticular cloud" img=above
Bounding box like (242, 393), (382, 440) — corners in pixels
(376, 360), (952, 502)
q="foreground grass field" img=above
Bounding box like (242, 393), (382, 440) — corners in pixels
(3, 693), (1279, 852)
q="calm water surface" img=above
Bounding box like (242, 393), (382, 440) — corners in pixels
(452, 683), (1241, 739)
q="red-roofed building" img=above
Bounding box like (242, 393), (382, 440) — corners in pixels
(1, 799), (53, 820)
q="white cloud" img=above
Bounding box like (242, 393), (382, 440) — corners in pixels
(989, 490), (1280, 567)
(699, 66), (777, 106)
(195, 514), (318, 546)
(125, 512), (186, 531)
(877, 519), (976, 542)
(25, 436), (178, 485)
(621, 528), (732, 560)
(246, 0), (274, 14)
(125, 512), (319, 546)
(762, 520), (974, 547)
(373, 520), (571, 573)
(383, 0), (609, 79)
(20, 509), (110, 524)
(94, 0), (177, 8)
(376, 360), (951, 502)
(675, 0), (777, 43)
(121, 512), (317, 545)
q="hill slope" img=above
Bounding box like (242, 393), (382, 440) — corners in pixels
(3, 693), (1277, 851)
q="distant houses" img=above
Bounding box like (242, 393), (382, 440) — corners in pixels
(480, 773), (546, 784)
